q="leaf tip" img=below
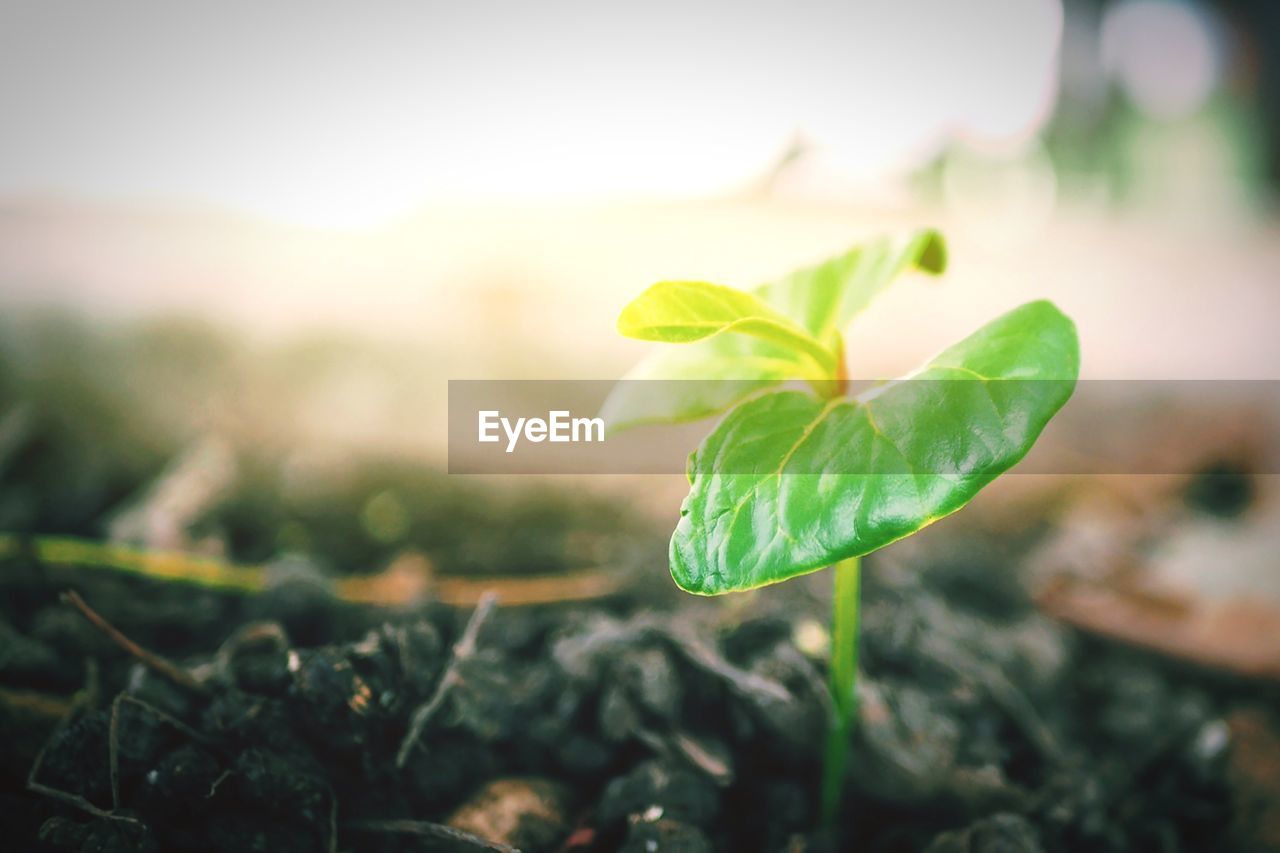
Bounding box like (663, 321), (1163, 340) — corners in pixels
(914, 228), (948, 275)
(615, 300), (644, 340)
(669, 516), (728, 596)
(1025, 298), (1078, 338)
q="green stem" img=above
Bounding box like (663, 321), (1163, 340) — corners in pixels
(821, 554), (861, 827)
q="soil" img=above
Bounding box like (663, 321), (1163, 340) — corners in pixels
(1, 330), (1277, 852)
(1, 465), (1274, 853)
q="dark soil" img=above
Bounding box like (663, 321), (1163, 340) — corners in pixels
(0, 490), (1268, 852)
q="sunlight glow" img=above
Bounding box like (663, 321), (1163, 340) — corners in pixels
(0, 0), (1066, 230)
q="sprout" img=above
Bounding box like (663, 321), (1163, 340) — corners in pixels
(604, 230), (1078, 824)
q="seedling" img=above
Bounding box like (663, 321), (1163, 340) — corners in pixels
(602, 230), (1078, 824)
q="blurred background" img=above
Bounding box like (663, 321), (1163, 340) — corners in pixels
(0, 0), (1277, 535)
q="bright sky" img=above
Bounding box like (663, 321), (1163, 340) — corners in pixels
(0, 0), (1062, 227)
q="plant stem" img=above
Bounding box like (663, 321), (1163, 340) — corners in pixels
(821, 554), (861, 827)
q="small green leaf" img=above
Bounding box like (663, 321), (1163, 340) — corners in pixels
(617, 280), (838, 375)
(755, 228), (946, 339)
(670, 300), (1078, 594)
(598, 345), (799, 433)
(602, 230), (945, 430)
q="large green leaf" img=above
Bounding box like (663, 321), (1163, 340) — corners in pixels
(601, 230), (946, 431)
(670, 300), (1079, 594)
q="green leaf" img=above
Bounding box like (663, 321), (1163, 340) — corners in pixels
(755, 227), (946, 340)
(670, 299), (1078, 595)
(598, 344), (798, 432)
(617, 280), (837, 374)
(602, 230), (945, 431)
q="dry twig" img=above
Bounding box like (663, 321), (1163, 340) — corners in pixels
(395, 591), (498, 767)
(27, 690), (140, 826)
(61, 590), (206, 695)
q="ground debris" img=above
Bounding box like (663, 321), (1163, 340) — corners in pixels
(1226, 709), (1280, 850)
(344, 817), (517, 852)
(446, 777), (572, 852)
(925, 813), (1042, 853)
(598, 759), (722, 830)
(621, 814), (715, 853)
(106, 435), (237, 553)
(397, 592), (498, 765)
(0, 493), (1260, 852)
(38, 815), (159, 853)
(61, 590), (207, 695)
(211, 621), (292, 694)
(1039, 576), (1280, 682)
